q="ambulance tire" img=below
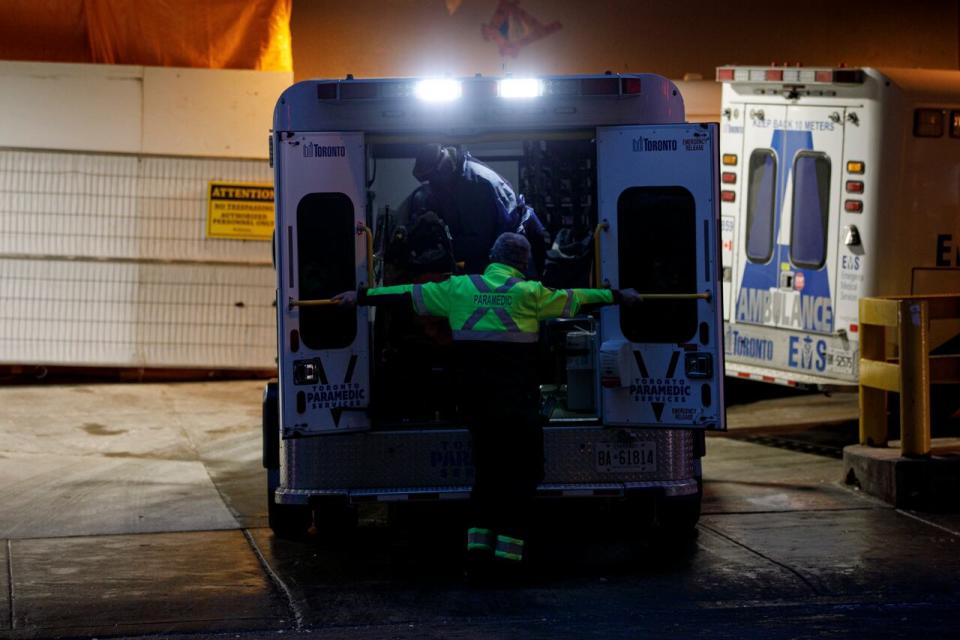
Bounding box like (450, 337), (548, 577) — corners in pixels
(267, 480), (313, 540)
(310, 497), (358, 542)
(654, 481), (702, 539)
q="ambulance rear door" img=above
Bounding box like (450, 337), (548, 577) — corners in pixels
(733, 105), (844, 338)
(597, 123), (725, 430)
(275, 132), (371, 436)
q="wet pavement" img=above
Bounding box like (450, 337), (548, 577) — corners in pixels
(0, 381), (958, 639)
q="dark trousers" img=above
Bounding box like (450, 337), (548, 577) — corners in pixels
(466, 389), (544, 542)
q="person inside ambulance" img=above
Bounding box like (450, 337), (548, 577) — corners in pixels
(333, 232), (641, 582)
(402, 143), (550, 277)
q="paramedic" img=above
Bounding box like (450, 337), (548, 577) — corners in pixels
(333, 232), (641, 580)
(405, 144), (550, 276)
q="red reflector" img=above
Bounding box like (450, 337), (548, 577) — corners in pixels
(316, 83), (338, 100)
(846, 180), (864, 194)
(762, 376), (776, 382)
(850, 324), (859, 333)
(814, 70), (832, 83)
(581, 77), (620, 95)
(765, 69), (784, 81)
(737, 372), (751, 378)
(621, 78), (642, 94)
(721, 172), (737, 184)
(717, 68), (735, 81)
(340, 82), (379, 99)
(844, 200), (863, 213)
(721, 190), (736, 202)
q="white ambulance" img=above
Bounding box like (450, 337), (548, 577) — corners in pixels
(717, 66), (960, 387)
(263, 74), (725, 536)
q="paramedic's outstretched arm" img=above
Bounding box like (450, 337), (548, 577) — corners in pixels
(332, 280), (454, 317)
(534, 285), (641, 320)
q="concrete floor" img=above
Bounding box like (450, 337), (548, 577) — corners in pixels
(0, 381), (958, 639)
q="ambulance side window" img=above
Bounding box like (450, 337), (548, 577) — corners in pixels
(617, 186), (697, 343)
(745, 149), (777, 263)
(296, 193), (357, 349)
(789, 151), (831, 270)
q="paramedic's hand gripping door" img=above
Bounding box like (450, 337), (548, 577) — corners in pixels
(276, 132), (371, 436)
(597, 124), (726, 430)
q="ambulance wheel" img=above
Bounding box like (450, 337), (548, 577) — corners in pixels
(310, 497), (358, 541)
(268, 495), (313, 539)
(267, 469), (313, 539)
(654, 483), (702, 538)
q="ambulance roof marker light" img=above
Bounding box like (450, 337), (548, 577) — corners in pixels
(815, 70), (833, 83)
(414, 79), (462, 103)
(716, 67), (735, 81)
(498, 78), (544, 99)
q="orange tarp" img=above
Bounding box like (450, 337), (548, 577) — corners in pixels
(0, 0), (292, 71)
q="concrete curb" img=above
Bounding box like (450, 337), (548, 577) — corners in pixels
(842, 441), (960, 511)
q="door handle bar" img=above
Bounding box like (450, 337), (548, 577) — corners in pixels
(288, 222), (374, 310)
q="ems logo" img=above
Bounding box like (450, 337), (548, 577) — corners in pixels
(628, 351), (692, 421)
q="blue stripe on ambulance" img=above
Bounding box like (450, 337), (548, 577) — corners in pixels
(735, 129), (834, 342)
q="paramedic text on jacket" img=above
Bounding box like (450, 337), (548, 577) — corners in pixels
(332, 232), (641, 579)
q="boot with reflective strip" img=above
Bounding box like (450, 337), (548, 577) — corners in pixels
(494, 534), (525, 563)
(467, 527), (495, 553)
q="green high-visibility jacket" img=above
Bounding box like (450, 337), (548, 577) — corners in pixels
(362, 262), (615, 343)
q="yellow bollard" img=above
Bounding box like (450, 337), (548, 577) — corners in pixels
(898, 300), (931, 457)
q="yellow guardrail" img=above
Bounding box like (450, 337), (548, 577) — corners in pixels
(859, 293), (960, 457)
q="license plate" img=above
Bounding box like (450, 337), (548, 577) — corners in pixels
(595, 442), (656, 472)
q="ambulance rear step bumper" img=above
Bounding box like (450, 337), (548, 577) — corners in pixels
(275, 479), (699, 505)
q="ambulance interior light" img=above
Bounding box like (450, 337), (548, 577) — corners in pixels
(414, 79), (462, 102)
(498, 78), (544, 98)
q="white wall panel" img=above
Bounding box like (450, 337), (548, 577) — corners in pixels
(0, 62), (288, 369)
(0, 149), (273, 263)
(0, 258), (275, 368)
(0, 61), (292, 159)
(0, 63), (142, 154)
(141, 67), (290, 159)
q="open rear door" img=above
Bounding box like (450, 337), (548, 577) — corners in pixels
(597, 124), (725, 430)
(276, 132), (371, 436)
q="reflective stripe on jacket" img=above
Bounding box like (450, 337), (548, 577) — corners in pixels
(364, 262), (614, 343)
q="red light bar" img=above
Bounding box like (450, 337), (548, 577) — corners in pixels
(721, 172), (737, 184)
(765, 69), (784, 81)
(581, 77), (620, 96)
(844, 200), (863, 213)
(815, 70), (832, 83)
(621, 78), (642, 94)
(717, 68), (735, 81)
(720, 190), (736, 202)
(845, 180), (864, 194)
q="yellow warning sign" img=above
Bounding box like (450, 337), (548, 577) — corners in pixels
(206, 181), (275, 240)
